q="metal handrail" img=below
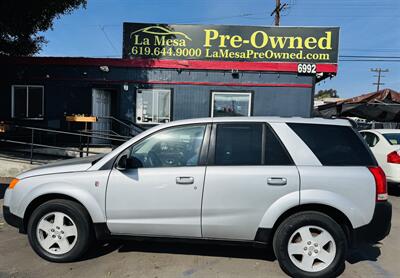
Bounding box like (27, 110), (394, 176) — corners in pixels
(0, 139), (103, 155)
(97, 116), (131, 130)
(97, 116), (144, 135)
(121, 118), (145, 133)
(0, 124), (133, 163)
(78, 129), (131, 140)
(12, 125), (127, 142)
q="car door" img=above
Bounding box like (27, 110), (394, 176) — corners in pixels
(201, 122), (300, 240)
(106, 123), (209, 237)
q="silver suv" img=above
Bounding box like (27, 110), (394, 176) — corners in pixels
(3, 117), (392, 277)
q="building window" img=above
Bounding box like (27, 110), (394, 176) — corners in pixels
(136, 89), (171, 124)
(211, 92), (252, 117)
(12, 85), (44, 119)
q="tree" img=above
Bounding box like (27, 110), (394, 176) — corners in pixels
(0, 0), (86, 56)
(315, 89), (339, 99)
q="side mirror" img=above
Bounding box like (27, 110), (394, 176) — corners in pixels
(116, 154), (143, 170)
(116, 154), (128, 170)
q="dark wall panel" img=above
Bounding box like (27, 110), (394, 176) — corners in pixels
(0, 82), (12, 120)
(253, 87), (312, 117)
(45, 81), (92, 129)
(0, 61), (315, 128)
(118, 88), (135, 121)
(171, 85), (210, 120)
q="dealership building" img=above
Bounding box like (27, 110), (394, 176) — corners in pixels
(0, 23), (339, 133)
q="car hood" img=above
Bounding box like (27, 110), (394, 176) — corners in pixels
(17, 154), (105, 179)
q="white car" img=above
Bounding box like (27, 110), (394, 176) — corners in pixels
(360, 129), (400, 183)
(4, 117), (392, 277)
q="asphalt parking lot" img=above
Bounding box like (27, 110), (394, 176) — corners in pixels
(0, 187), (399, 278)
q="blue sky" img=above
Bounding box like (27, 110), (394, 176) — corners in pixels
(38, 0), (400, 98)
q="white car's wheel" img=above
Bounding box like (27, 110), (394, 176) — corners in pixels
(273, 211), (347, 278)
(287, 225), (336, 272)
(36, 212), (78, 255)
(28, 199), (92, 262)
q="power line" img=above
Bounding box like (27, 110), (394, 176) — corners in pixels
(98, 25), (119, 55)
(339, 59), (400, 62)
(339, 55), (400, 59)
(341, 48), (400, 53)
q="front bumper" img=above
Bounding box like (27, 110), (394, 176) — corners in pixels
(354, 201), (392, 244)
(3, 206), (24, 233)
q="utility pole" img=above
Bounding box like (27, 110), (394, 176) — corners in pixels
(371, 68), (389, 92)
(270, 0), (288, 26)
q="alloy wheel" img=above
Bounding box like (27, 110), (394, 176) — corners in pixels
(36, 212), (78, 255)
(287, 225), (336, 272)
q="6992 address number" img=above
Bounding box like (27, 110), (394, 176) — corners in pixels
(297, 63), (317, 74)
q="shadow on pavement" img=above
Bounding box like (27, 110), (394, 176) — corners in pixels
(83, 239), (276, 262)
(82, 241), (122, 261)
(79, 233), (385, 266)
(347, 243), (381, 264)
(388, 183), (400, 197)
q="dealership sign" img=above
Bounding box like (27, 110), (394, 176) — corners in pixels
(123, 23), (339, 65)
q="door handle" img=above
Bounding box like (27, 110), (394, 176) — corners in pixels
(176, 177), (194, 185)
(267, 177), (287, 186)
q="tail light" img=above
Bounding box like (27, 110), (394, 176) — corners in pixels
(387, 150), (400, 164)
(368, 166), (388, 202)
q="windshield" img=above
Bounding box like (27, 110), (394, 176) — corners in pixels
(383, 133), (400, 145)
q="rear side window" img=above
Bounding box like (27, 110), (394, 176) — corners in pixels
(288, 123), (376, 166)
(265, 125), (293, 165)
(215, 123), (262, 165)
(382, 133), (400, 145)
(361, 132), (379, 147)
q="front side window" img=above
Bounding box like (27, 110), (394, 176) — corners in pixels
(136, 89), (171, 124)
(129, 125), (206, 168)
(211, 92), (251, 117)
(12, 85), (44, 119)
(215, 123), (262, 165)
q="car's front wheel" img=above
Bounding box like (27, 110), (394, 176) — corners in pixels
(273, 211), (347, 278)
(27, 199), (92, 262)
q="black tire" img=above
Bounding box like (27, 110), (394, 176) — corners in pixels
(27, 199), (92, 262)
(273, 211), (347, 278)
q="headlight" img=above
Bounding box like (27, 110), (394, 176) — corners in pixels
(8, 178), (20, 189)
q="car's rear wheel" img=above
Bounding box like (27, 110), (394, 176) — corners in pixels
(273, 211), (347, 278)
(27, 199), (92, 262)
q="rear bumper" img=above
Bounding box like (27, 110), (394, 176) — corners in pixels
(3, 206), (25, 233)
(386, 176), (400, 183)
(353, 201), (392, 244)
(383, 163), (400, 183)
